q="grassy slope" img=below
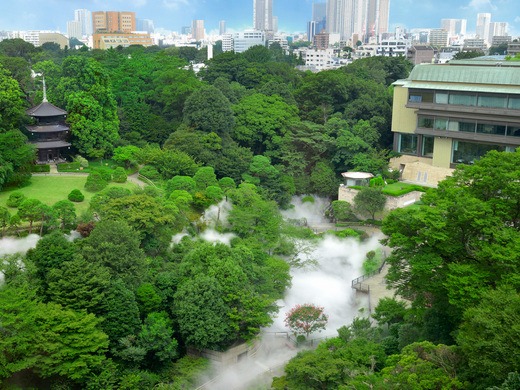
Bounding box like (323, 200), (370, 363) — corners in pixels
(0, 176), (138, 215)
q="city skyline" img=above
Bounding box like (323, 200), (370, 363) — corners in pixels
(0, 0), (518, 36)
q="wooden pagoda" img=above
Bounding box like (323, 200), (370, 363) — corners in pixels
(25, 79), (71, 164)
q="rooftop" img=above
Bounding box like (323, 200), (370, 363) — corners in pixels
(26, 101), (67, 117)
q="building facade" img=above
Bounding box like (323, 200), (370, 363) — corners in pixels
(92, 11), (136, 33)
(232, 30), (265, 53)
(92, 32), (153, 49)
(253, 0), (273, 31)
(390, 60), (520, 186)
(75, 9), (93, 36)
(192, 20), (205, 41)
(476, 13), (491, 45)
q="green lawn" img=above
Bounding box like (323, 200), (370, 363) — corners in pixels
(0, 176), (138, 215)
(382, 182), (427, 197)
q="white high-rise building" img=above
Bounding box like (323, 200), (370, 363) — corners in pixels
(327, 0), (389, 42)
(476, 13), (491, 45)
(441, 19), (467, 37)
(67, 20), (82, 40)
(74, 9), (92, 36)
(253, 0), (273, 31)
(219, 20), (226, 35)
(489, 21), (509, 42)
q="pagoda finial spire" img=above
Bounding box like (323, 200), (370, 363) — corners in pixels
(42, 75), (48, 103)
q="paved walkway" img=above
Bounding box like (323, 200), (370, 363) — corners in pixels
(362, 263), (397, 313)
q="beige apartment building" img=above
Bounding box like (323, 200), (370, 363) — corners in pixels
(390, 59), (520, 186)
(92, 11), (136, 33)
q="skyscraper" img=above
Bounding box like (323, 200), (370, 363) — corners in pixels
(67, 20), (82, 40)
(476, 13), (491, 45)
(327, 0), (388, 42)
(313, 2), (327, 32)
(441, 19), (467, 36)
(253, 0), (273, 31)
(192, 20), (205, 41)
(74, 9), (92, 36)
(219, 20), (226, 35)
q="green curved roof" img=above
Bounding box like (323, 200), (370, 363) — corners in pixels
(407, 63), (520, 86)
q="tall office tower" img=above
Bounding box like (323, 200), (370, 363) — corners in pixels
(92, 11), (136, 33)
(327, 0), (353, 39)
(441, 19), (467, 36)
(489, 21), (509, 42)
(253, 0), (273, 31)
(327, 0), (389, 42)
(192, 20), (205, 41)
(366, 0), (390, 41)
(476, 13), (491, 44)
(67, 20), (82, 39)
(74, 9), (92, 36)
(219, 20), (226, 35)
(137, 19), (155, 33)
(307, 21), (317, 41)
(313, 2), (327, 32)
(272, 16), (278, 32)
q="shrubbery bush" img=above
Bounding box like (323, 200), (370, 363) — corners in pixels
(112, 167), (127, 183)
(68, 189), (85, 202)
(31, 164), (50, 173)
(6, 192), (26, 208)
(85, 172), (108, 192)
(57, 162), (81, 172)
(93, 167), (112, 182)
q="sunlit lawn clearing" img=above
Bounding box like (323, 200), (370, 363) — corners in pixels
(0, 176), (138, 215)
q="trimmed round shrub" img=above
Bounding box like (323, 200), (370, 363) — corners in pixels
(6, 192), (26, 208)
(94, 167), (112, 182)
(85, 172), (108, 192)
(112, 167), (127, 183)
(68, 189), (85, 202)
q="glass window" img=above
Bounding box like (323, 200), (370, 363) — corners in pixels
(447, 120), (459, 132)
(435, 92), (448, 104)
(508, 97), (520, 110)
(398, 133), (418, 155)
(409, 91), (433, 103)
(459, 121), (476, 133)
(478, 95), (507, 108)
(418, 116), (434, 128)
(434, 118), (448, 130)
(452, 141), (506, 164)
(421, 136), (434, 157)
(449, 93), (477, 106)
(476, 123), (507, 136)
(507, 125), (520, 137)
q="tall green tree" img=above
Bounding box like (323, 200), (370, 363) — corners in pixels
(183, 85), (235, 135)
(457, 287), (520, 389)
(353, 186), (386, 220)
(0, 286), (109, 384)
(382, 149), (520, 339)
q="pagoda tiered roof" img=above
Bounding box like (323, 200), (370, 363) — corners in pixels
(26, 101), (67, 117)
(26, 123), (69, 133)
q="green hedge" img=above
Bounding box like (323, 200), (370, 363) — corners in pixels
(382, 184), (427, 197)
(57, 162), (81, 172)
(31, 164), (50, 173)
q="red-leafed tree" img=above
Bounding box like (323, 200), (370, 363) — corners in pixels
(284, 303), (328, 338)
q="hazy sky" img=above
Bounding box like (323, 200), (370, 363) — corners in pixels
(0, 0), (518, 35)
